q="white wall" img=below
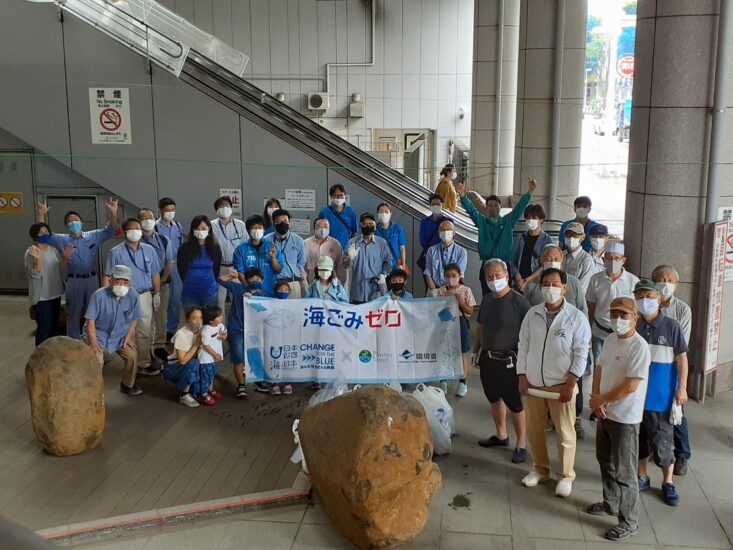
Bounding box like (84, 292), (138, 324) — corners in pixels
(157, 0), (474, 169)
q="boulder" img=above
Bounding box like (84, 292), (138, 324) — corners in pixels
(26, 336), (105, 456)
(298, 385), (441, 549)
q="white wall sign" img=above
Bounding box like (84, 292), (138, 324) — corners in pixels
(718, 206), (733, 282)
(289, 217), (311, 236)
(285, 188), (316, 211)
(219, 188), (243, 217)
(89, 88), (132, 144)
(704, 221), (728, 373)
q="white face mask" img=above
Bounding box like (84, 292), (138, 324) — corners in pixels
(430, 205), (443, 216)
(162, 211), (175, 221)
(568, 237), (581, 250)
(447, 276), (460, 287)
(575, 207), (589, 219)
(377, 212), (391, 224)
(140, 219), (155, 232)
(331, 197), (346, 207)
(319, 269), (332, 280)
(526, 219), (540, 231)
(126, 229), (142, 242)
(605, 258), (623, 275)
(658, 282), (676, 298)
(314, 227), (329, 239)
(543, 261), (562, 271)
(541, 286), (563, 305)
(217, 206), (233, 219)
(267, 207), (276, 217)
(112, 285), (129, 297)
(487, 278), (508, 293)
(636, 298), (659, 316)
(193, 229), (209, 240)
(610, 318), (633, 334)
(590, 238), (606, 251)
(249, 229), (264, 241)
(439, 230), (454, 243)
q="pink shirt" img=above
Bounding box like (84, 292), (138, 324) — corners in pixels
(303, 236), (345, 283)
(441, 284), (476, 316)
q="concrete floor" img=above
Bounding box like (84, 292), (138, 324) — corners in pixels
(67, 374), (733, 549)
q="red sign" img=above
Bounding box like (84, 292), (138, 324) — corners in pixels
(99, 108), (122, 131)
(617, 55), (635, 77)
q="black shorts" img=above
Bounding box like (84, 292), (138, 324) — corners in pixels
(478, 352), (523, 413)
(639, 410), (674, 468)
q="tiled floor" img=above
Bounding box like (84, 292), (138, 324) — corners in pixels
(68, 372), (733, 549)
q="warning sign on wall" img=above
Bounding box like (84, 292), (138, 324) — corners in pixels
(89, 88), (132, 144)
(219, 188), (243, 217)
(0, 192), (24, 214)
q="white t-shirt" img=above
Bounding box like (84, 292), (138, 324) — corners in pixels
(598, 332), (651, 424)
(586, 268), (640, 339)
(172, 326), (197, 353)
(198, 323), (226, 364)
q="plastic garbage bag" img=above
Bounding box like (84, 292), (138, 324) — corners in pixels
(307, 369), (349, 408)
(289, 419), (308, 474)
(412, 383), (454, 455)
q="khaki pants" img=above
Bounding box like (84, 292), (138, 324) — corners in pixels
(525, 384), (578, 481)
(135, 291), (154, 366)
(153, 284), (170, 346)
(96, 347), (138, 388)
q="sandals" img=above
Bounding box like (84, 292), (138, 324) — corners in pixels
(199, 394), (216, 406)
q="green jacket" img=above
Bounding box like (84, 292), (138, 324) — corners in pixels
(461, 192), (532, 262)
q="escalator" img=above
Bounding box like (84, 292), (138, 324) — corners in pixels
(31, 0), (479, 250)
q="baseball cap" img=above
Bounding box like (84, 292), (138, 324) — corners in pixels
(316, 255), (334, 270)
(634, 278), (661, 294)
(111, 264), (132, 281)
(565, 221), (584, 235)
(589, 224), (609, 237)
(609, 296), (636, 316)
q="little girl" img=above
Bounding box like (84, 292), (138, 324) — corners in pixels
(196, 305), (227, 405)
(305, 255), (349, 303)
(438, 262), (476, 397)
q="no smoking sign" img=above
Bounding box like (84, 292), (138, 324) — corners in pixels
(89, 88), (132, 144)
(100, 108), (122, 131)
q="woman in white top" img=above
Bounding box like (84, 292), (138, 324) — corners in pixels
(25, 223), (70, 345)
(163, 306), (204, 407)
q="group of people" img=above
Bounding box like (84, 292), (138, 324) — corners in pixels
(24, 170), (692, 539)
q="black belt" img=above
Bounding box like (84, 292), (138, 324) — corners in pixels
(282, 277), (303, 282)
(67, 271), (96, 279)
(221, 263), (233, 267)
(596, 321), (613, 334)
(138, 287), (154, 294)
(485, 350), (516, 361)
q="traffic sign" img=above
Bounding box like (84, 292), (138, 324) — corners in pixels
(617, 55), (634, 77)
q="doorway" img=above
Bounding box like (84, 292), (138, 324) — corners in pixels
(0, 151), (35, 291)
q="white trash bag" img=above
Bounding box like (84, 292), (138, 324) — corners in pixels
(307, 369), (349, 408)
(289, 419), (308, 474)
(412, 383), (454, 455)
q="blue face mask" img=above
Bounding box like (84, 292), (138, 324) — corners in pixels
(248, 280), (263, 290)
(37, 234), (52, 244)
(275, 291), (290, 300)
(67, 220), (82, 234)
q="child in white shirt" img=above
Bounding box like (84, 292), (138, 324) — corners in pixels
(196, 305), (227, 405)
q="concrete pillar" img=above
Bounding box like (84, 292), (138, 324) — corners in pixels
(513, 0), (587, 218)
(469, 0), (520, 197)
(625, 0), (733, 392)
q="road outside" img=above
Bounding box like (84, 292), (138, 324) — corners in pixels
(578, 115), (629, 238)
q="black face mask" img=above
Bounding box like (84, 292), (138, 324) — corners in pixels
(361, 225), (375, 236)
(391, 282), (405, 293)
(275, 222), (290, 235)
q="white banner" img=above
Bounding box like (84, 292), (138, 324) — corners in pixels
(243, 296), (463, 383)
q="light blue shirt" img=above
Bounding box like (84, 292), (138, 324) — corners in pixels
(155, 219), (184, 258)
(84, 287), (142, 353)
(347, 235), (392, 303)
(141, 232), (174, 274)
(306, 279), (349, 303)
(232, 239), (283, 297)
(50, 226), (115, 274)
(104, 242), (163, 291)
(423, 241), (468, 287)
(211, 217), (247, 265)
(264, 232), (306, 279)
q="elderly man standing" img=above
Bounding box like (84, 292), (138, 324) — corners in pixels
(587, 297), (651, 541)
(517, 268), (591, 498)
(474, 259), (531, 464)
(651, 264), (693, 476)
(211, 195), (247, 310)
(304, 216), (345, 284)
(562, 222), (596, 292)
(424, 219), (468, 295)
(84, 265), (142, 396)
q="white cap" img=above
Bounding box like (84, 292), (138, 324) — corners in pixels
(606, 241), (625, 255)
(316, 256), (334, 270)
(111, 264), (132, 281)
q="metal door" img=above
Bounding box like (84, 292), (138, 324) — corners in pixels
(0, 151), (36, 291)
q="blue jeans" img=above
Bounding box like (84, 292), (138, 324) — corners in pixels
(33, 297), (61, 346)
(674, 414), (692, 460)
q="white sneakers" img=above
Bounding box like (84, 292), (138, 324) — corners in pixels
(179, 393), (200, 408)
(521, 471), (549, 487)
(555, 480), (573, 498)
(455, 382), (468, 397)
(521, 472), (573, 497)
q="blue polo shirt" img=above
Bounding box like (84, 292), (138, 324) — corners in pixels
(318, 205), (358, 250)
(84, 287), (142, 353)
(636, 312), (688, 413)
(232, 240), (283, 297)
(419, 215), (450, 248)
(264, 232), (306, 280)
(155, 219), (184, 258)
(423, 241), (468, 287)
(50, 226), (116, 275)
(375, 222), (407, 268)
(104, 242), (163, 292)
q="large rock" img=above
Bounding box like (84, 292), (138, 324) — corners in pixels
(26, 336), (105, 456)
(299, 385), (441, 549)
